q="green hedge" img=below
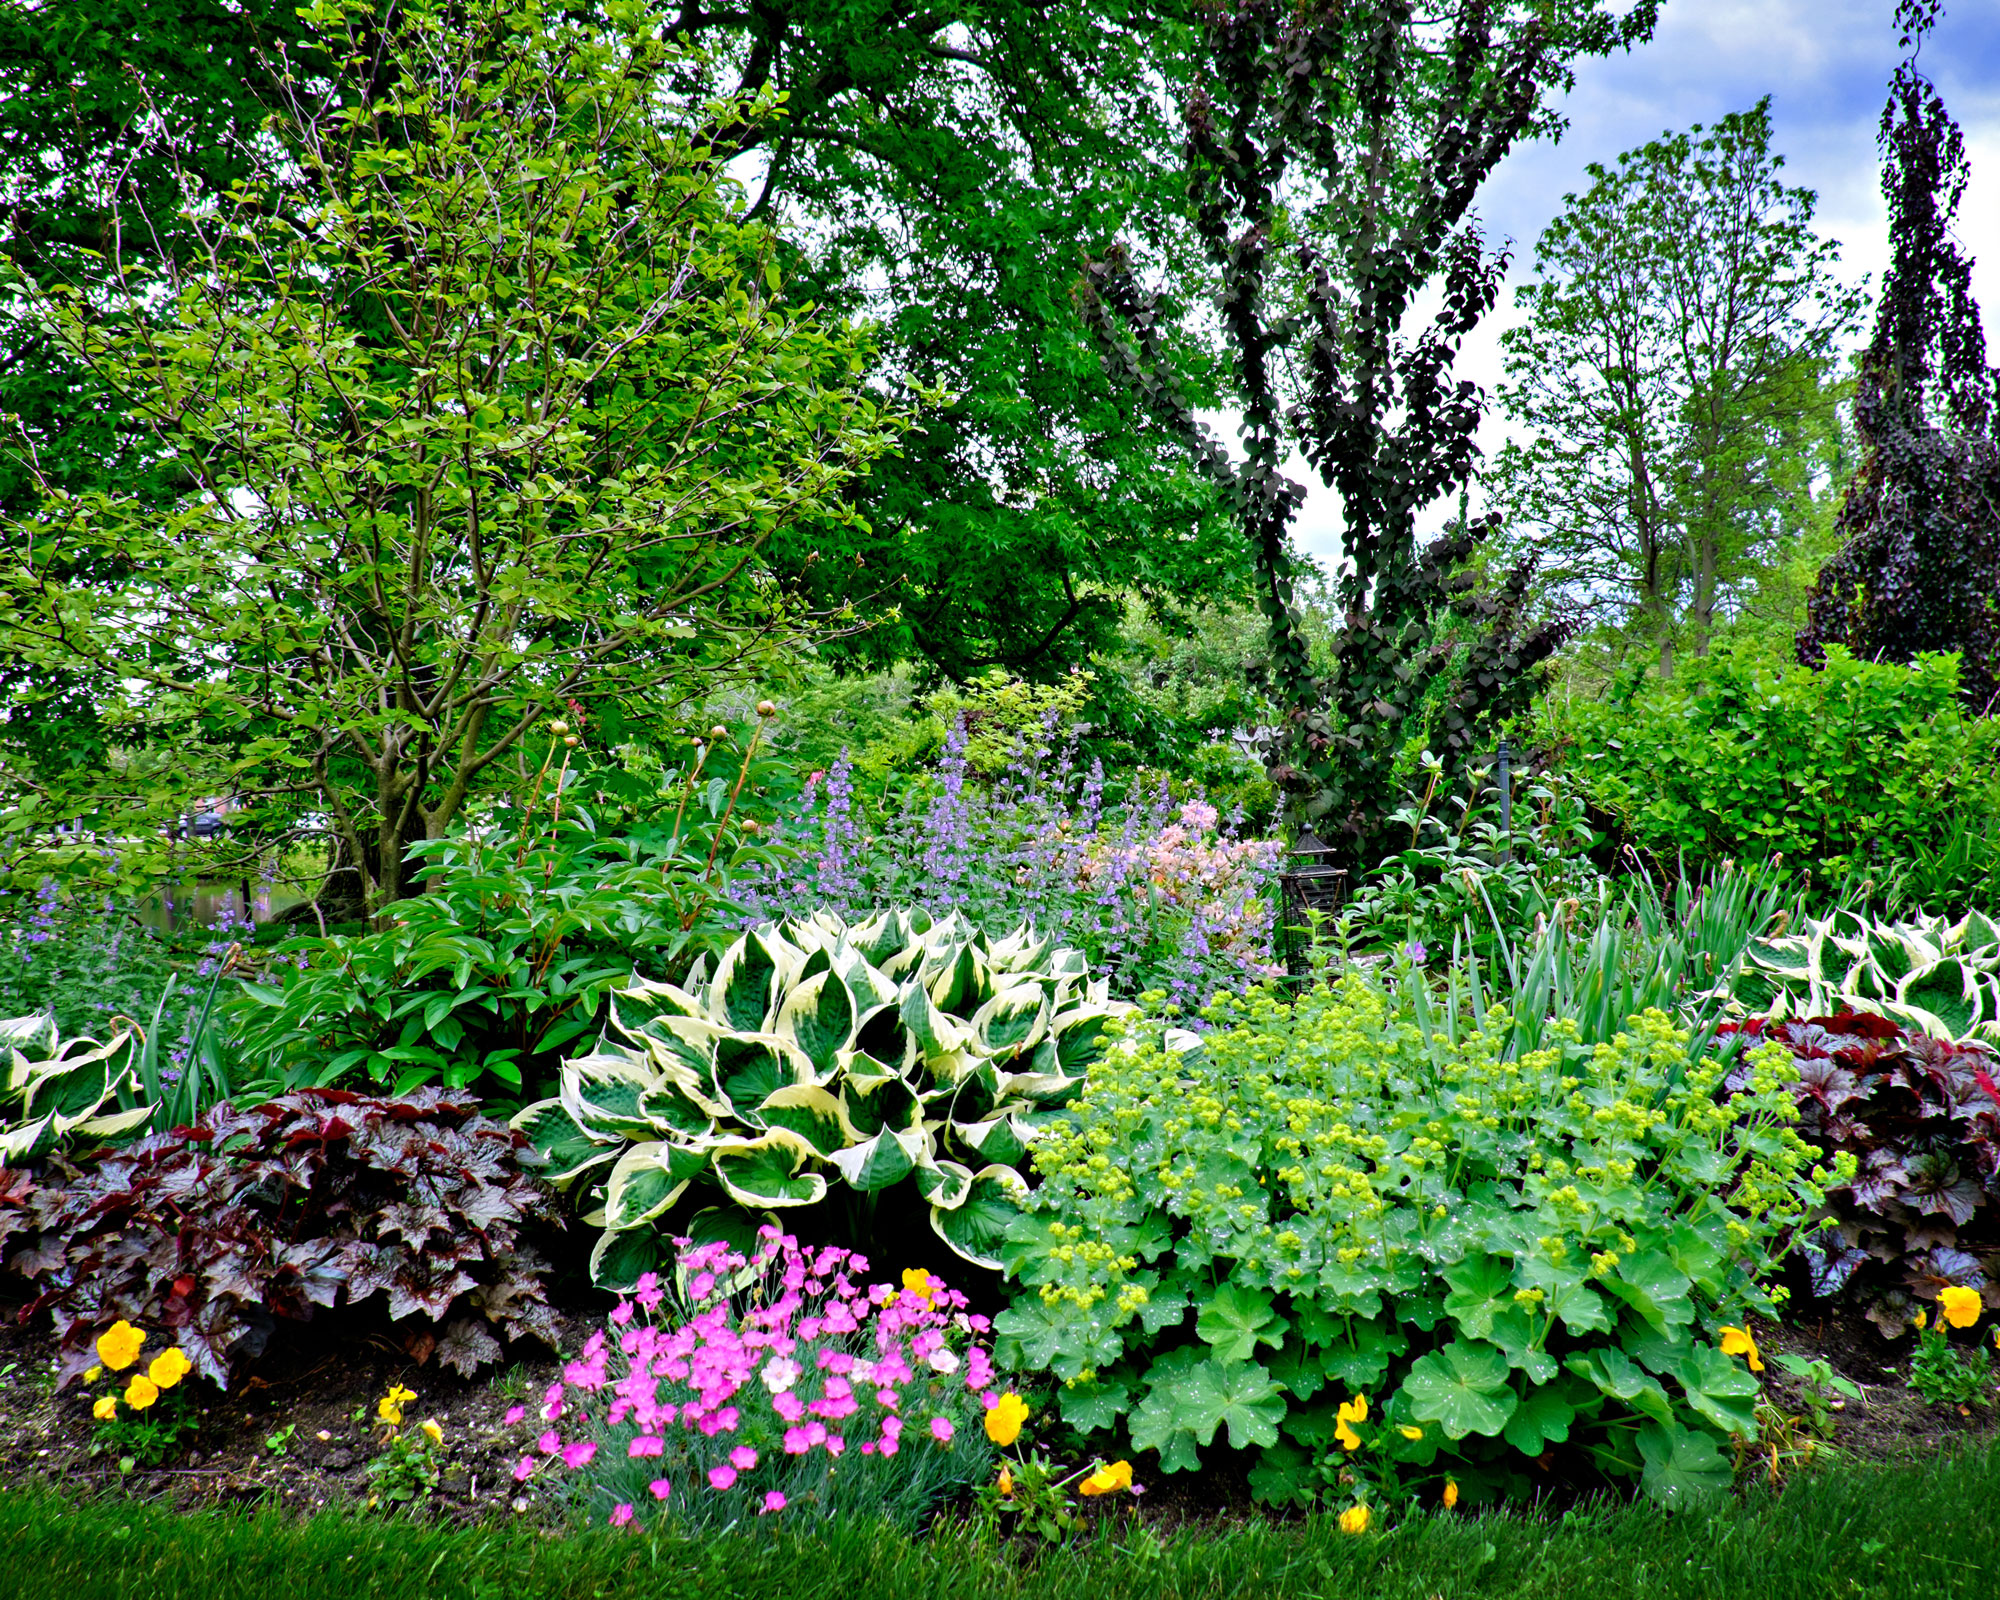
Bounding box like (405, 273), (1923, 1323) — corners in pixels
(1554, 647), (2000, 881)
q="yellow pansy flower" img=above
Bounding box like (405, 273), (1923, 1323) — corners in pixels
(83, 1367), (102, 1384)
(92, 1395), (118, 1422)
(420, 1419), (444, 1446)
(984, 1392), (1030, 1447)
(1443, 1479), (1460, 1509)
(95, 1321), (146, 1373)
(1078, 1459), (1134, 1496)
(1938, 1286), (1982, 1330)
(901, 1268), (936, 1307)
(124, 1375), (160, 1411)
(1334, 1394), (1368, 1452)
(148, 1348), (193, 1390)
(997, 1465), (1014, 1497)
(1718, 1326), (1764, 1373)
(1338, 1504), (1371, 1534)
(378, 1384), (417, 1426)
(1398, 1425), (1423, 1441)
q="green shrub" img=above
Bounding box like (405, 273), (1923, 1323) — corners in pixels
(514, 910), (1129, 1286)
(998, 976), (1844, 1509)
(1553, 646), (2000, 884)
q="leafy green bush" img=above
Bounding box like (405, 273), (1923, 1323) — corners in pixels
(1341, 754), (1601, 961)
(233, 737), (786, 1099)
(1731, 908), (2000, 1044)
(1553, 647), (2000, 884)
(516, 911), (1129, 1286)
(998, 976), (1842, 1509)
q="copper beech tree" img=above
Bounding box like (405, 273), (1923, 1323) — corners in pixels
(3, 1), (898, 915)
(1077, 0), (1656, 857)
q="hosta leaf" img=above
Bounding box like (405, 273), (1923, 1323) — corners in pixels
(511, 1099), (617, 1185)
(930, 1168), (1025, 1269)
(709, 1133), (826, 1208)
(930, 942), (992, 1016)
(713, 933), (779, 1031)
(915, 1158), (974, 1210)
(563, 1046), (674, 1140)
(752, 1085), (852, 1156)
(971, 987), (1048, 1058)
(711, 1034), (807, 1118)
(607, 979), (702, 1038)
(830, 1125), (925, 1192)
(1196, 1281), (1288, 1364)
(952, 1113), (1031, 1167)
(603, 1140), (707, 1230)
(773, 971), (856, 1077)
(1401, 1340), (1518, 1439)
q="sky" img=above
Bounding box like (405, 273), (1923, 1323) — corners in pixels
(1283, 0), (2000, 569)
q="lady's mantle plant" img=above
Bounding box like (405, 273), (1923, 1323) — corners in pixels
(517, 1228), (1001, 1529)
(516, 911), (1128, 1285)
(1000, 972), (1846, 1508)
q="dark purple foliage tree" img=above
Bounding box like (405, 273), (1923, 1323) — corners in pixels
(1075, 0), (1657, 860)
(1798, 1), (2000, 709)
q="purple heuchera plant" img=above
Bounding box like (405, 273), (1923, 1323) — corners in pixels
(512, 1228), (1002, 1528)
(745, 718), (1282, 1006)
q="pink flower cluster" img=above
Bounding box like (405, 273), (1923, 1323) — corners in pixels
(509, 1229), (999, 1526)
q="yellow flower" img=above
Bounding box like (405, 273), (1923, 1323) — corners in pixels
(984, 1392), (1030, 1448)
(148, 1348), (192, 1390)
(92, 1395), (118, 1422)
(901, 1268), (935, 1307)
(1939, 1286), (1982, 1330)
(1334, 1394), (1368, 1452)
(1338, 1503), (1371, 1534)
(1914, 1308), (1928, 1331)
(1078, 1460), (1134, 1496)
(378, 1384), (417, 1426)
(420, 1419), (444, 1446)
(997, 1465), (1014, 1498)
(1443, 1479), (1460, 1509)
(1718, 1326), (1764, 1373)
(124, 1375), (160, 1411)
(84, 1367), (103, 1384)
(95, 1321), (146, 1373)
(1398, 1425), (1423, 1441)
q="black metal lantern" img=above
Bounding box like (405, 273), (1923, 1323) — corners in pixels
(1278, 829), (1349, 976)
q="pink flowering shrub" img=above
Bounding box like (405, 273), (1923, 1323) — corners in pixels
(517, 1228), (1004, 1529)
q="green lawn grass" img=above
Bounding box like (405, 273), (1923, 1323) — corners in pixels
(1, 1447), (1993, 1600)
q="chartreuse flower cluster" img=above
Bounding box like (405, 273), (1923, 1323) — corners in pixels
(997, 972), (1850, 1511)
(80, 1321), (200, 1466)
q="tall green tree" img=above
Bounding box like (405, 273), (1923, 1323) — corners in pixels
(1079, 0), (1656, 857)
(1, 0), (897, 913)
(1489, 99), (1863, 677)
(0, 0), (1248, 695)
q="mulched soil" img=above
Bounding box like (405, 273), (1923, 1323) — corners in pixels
(0, 1290), (1991, 1528)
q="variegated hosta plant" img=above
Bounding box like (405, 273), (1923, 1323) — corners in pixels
(1732, 909), (2000, 1045)
(1, 1013), (154, 1164)
(513, 911), (1131, 1286)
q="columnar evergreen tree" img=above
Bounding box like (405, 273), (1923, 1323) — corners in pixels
(1798, 0), (2000, 709)
(1077, 0), (1656, 856)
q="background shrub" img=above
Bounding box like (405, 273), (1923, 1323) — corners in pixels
(999, 976), (1840, 1508)
(1553, 647), (2000, 892)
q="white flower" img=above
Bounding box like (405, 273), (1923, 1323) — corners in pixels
(760, 1356), (802, 1395)
(926, 1347), (961, 1376)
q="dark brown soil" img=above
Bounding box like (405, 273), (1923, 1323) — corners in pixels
(0, 1295), (1990, 1526)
